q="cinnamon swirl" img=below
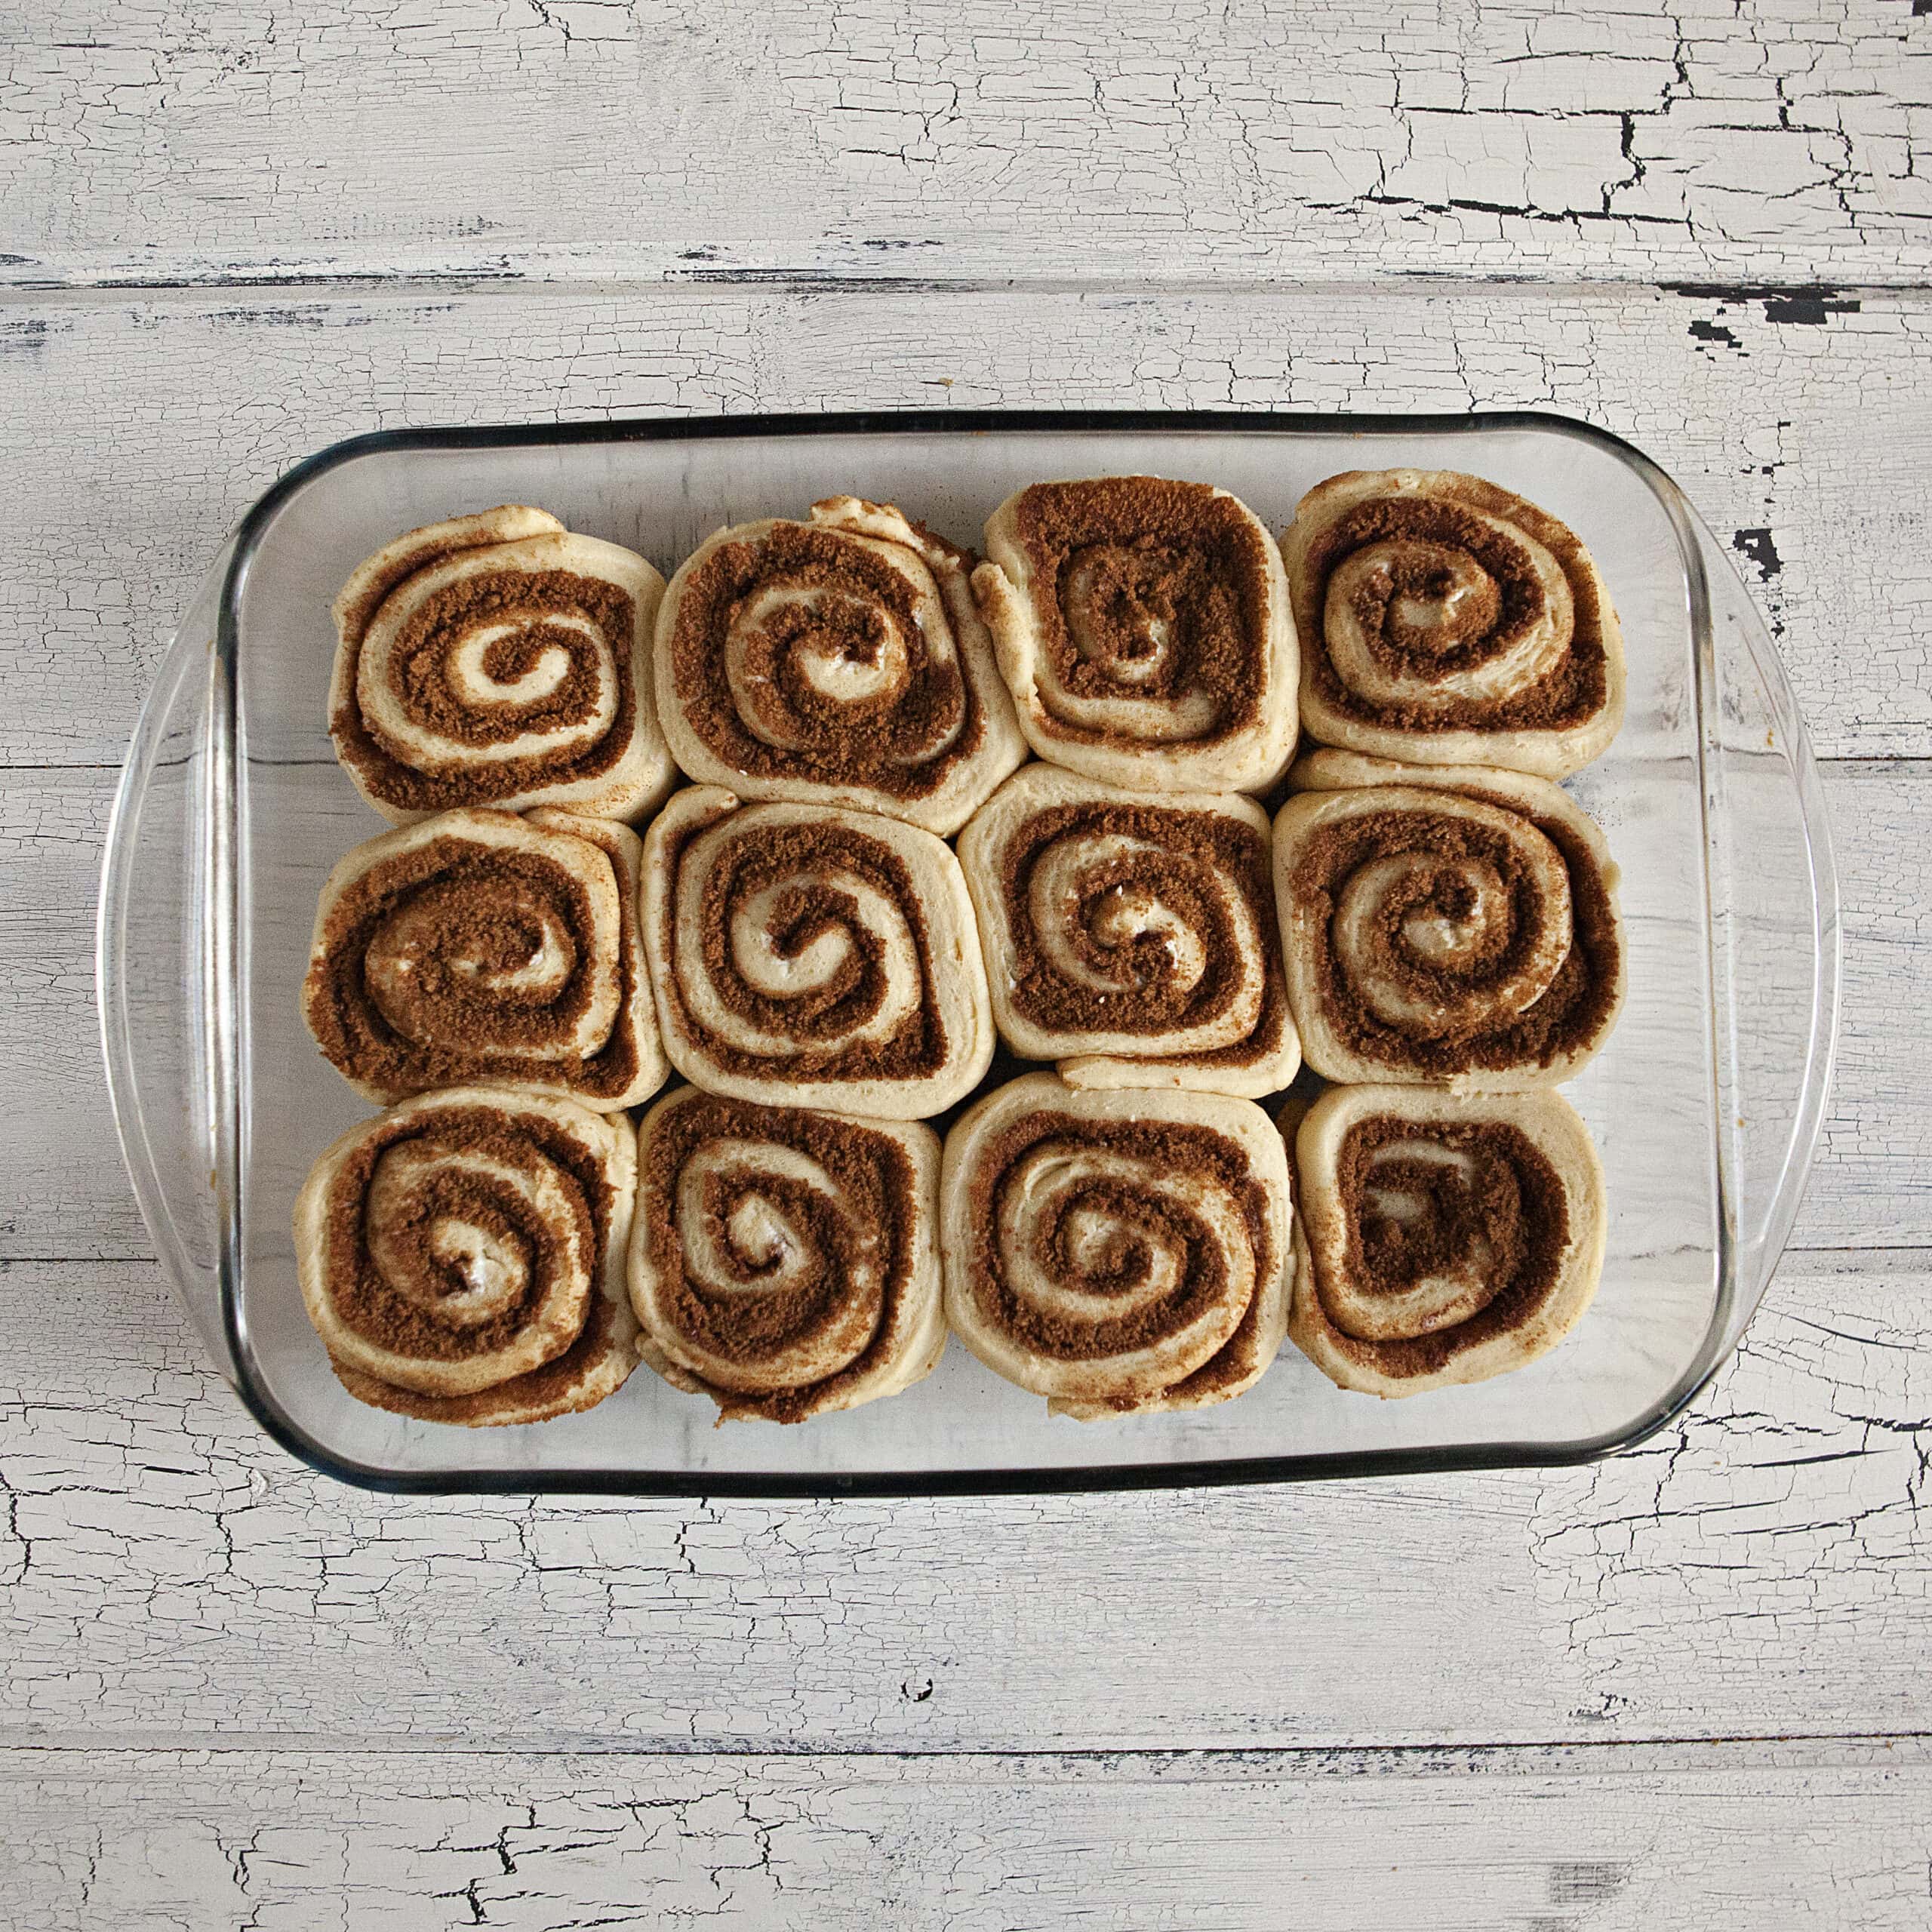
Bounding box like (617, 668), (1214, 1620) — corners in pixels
(629, 1086), (945, 1423)
(941, 1074), (1293, 1417)
(330, 506), (675, 823)
(294, 1086), (638, 1426)
(973, 476), (1298, 795)
(641, 786), (995, 1118)
(958, 764), (1299, 1099)
(654, 497), (1028, 835)
(1287, 1083), (1606, 1396)
(1285, 469), (1625, 777)
(302, 807), (666, 1112)
(1275, 749), (1624, 1087)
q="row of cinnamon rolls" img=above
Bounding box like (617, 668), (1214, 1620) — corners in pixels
(301, 755), (1625, 1116)
(296, 1074), (1605, 1427)
(326, 469), (1624, 835)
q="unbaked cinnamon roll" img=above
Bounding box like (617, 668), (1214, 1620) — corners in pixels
(641, 786), (994, 1118)
(654, 497), (1028, 835)
(940, 1074), (1293, 1417)
(330, 506), (675, 822)
(629, 1086), (945, 1423)
(294, 1086), (638, 1426)
(958, 764), (1299, 1099)
(973, 476), (1298, 795)
(302, 807), (666, 1112)
(1284, 469), (1625, 778)
(1287, 1083), (1606, 1396)
(1275, 749), (1623, 1086)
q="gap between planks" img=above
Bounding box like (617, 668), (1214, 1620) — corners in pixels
(2, 1733), (1929, 1770)
(3, 272), (1932, 312)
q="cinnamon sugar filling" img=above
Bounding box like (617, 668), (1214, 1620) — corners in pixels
(1012, 478), (1273, 746)
(317, 1104), (613, 1371)
(642, 1094), (921, 1423)
(1321, 1115), (1567, 1380)
(336, 568), (637, 811)
(964, 1112), (1273, 1362)
(668, 521), (979, 798)
(306, 835), (641, 1102)
(1302, 488), (1607, 732)
(1294, 805), (1618, 1075)
(662, 814), (946, 1081)
(335, 1293), (619, 1426)
(998, 799), (1288, 1069)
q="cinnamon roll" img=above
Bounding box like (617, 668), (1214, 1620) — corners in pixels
(973, 476), (1298, 795)
(1275, 749), (1624, 1087)
(302, 807), (666, 1112)
(1284, 469), (1625, 778)
(940, 1074), (1293, 1418)
(1287, 1083), (1606, 1396)
(294, 1086), (638, 1426)
(958, 764), (1299, 1100)
(641, 786), (995, 1118)
(629, 1086), (945, 1423)
(330, 506), (675, 823)
(654, 497), (1028, 835)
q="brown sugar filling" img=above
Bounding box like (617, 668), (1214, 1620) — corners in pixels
(1010, 478), (1273, 747)
(1294, 804), (1619, 1076)
(1299, 480), (1608, 733)
(642, 1094), (921, 1423)
(337, 532), (488, 648)
(335, 568), (637, 812)
(331, 1291), (620, 1425)
(660, 812), (946, 1081)
(998, 798), (1288, 1071)
(964, 1112), (1272, 1367)
(304, 832), (641, 1103)
(318, 1102), (614, 1372)
(667, 521), (980, 798)
(1320, 1115), (1567, 1380)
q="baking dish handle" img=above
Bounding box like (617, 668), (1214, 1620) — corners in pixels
(1688, 508), (1841, 1360)
(97, 543), (242, 1383)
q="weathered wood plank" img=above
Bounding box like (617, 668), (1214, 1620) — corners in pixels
(2, 283), (1925, 773)
(0, 771), (134, 1257)
(8, 758), (1918, 1260)
(12, 1740), (1932, 1931)
(2, 1), (1927, 291)
(2, 1248), (1924, 1752)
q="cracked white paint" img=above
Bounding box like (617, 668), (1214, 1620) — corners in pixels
(11, 1742), (1932, 1928)
(3, 1251), (1930, 1921)
(0, 0), (1927, 286)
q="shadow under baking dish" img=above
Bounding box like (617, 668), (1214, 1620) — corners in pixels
(98, 411), (1839, 1495)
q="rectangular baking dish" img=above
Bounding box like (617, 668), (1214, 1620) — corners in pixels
(98, 411), (1839, 1495)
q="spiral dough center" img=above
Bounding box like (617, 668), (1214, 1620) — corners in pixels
(995, 1140), (1252, 1365)
(1328, 807), (1574, 1039)
(1318, 504), (1574, 714)
(361, 576), (626, 774)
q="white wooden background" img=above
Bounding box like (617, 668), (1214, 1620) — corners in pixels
(5, 4), (1930, 1925)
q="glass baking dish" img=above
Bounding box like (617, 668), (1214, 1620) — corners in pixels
(97, 411), (1839, 1495)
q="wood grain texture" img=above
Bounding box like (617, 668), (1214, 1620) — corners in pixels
(4, 283), (1929, 769)
(2, 0), (1927, 290)
(2, 1251), (1925, 1752)
(13, 1741), (1932, 1930)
